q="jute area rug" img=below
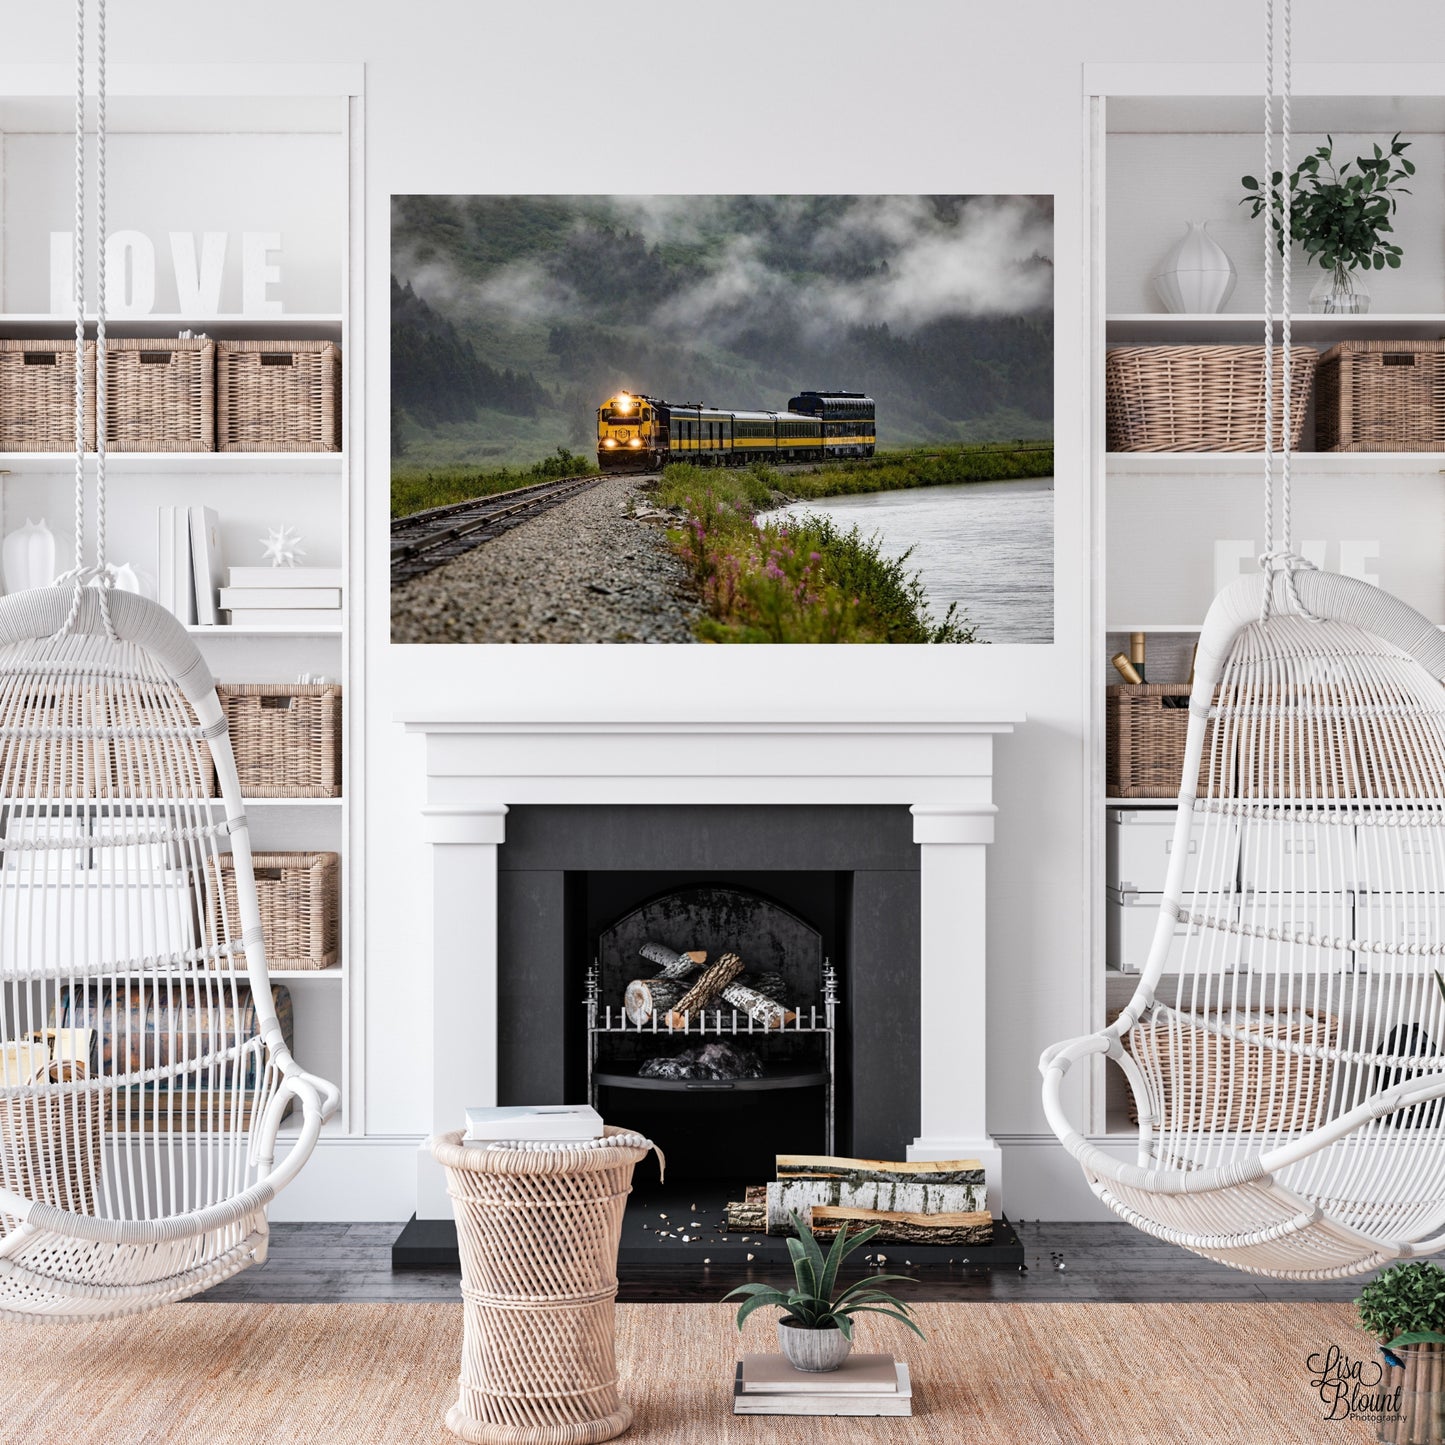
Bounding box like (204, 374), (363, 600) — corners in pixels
(0, 1300), (1379, 1443)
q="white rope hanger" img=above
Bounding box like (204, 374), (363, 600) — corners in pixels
(1040, 0), (1445, 1279)
(0, 0), (337, 1319)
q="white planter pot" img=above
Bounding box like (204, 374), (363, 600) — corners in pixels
(1153, 221), (1237, 314)
(778, 1318), (852, 1373)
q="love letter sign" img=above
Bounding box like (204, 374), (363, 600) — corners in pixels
(49, 231), (283, 317)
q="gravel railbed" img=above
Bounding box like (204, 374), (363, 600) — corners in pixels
(390, 473), (702, 643)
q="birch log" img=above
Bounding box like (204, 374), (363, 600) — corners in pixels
(665, 953), (745, 1025)
(719, 981), (796, 1029)
(747, 972), (789, 1003)
(808, 1205), (993, 1246)
(639, 942), (706, 978)
(766, 1174), (987, 1233)
(623, 977), (687, 1026)
(777, 1155), (985, 1187)
(725, 1185), (767, 1232)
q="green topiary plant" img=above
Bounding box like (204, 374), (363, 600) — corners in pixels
(1357, 1261), (1445, 1356)
(722, 1208), (926, 1342)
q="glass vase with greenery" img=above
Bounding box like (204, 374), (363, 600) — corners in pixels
(1240, 134), (1413, 314)
(723, 1209), (925, 1372)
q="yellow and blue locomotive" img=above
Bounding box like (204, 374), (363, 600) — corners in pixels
(596, 389), (875, 471)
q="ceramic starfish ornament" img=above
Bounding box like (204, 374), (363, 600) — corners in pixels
(260, 524), (307, 568)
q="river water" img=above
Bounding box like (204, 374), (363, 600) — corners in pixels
(759, 477), (1054, 644)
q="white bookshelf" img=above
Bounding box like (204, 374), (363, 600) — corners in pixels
(0, 76), (360, 1147)
(1089, 76), (1445, 1137)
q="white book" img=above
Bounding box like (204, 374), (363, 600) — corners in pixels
(223, 609), (343, 627)
(463, 1104), (604, 1141)
(156, 506), (175, 616)
(219, 587), (341, 609)
(190, 506), (223, 626)
(174, 508), (196, 625)
(732, 1363), (912, 1416)
(228, 566), (343, 589)
(739, 1353), (900, 1394)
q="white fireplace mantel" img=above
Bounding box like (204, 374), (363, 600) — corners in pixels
(399, 712), (1023, 1220)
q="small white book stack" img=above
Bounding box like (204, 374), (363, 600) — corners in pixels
(462, 1104), (605, 1144)
(219, 566), (343, 627)
(732, 1353), (912, 1416)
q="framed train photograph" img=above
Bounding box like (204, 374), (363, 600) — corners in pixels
(390, 195), (1054, 645)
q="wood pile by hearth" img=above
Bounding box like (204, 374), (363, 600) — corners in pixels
(726, 1155), (992, 1246)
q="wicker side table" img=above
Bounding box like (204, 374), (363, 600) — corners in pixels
(429, 1127), (650, 1444)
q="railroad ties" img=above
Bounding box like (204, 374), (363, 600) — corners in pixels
(390, 472), (616, 587)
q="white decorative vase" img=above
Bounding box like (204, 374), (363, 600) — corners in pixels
(778, 1319), (852, 1373)
(1152, 221), (1237, 314)
(2, 519), (55, 594)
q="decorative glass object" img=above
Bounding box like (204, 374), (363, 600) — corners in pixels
(1310, 262), (1372, 314)
(2, 518), (55, 594)
(1153, 221), (1237, 314)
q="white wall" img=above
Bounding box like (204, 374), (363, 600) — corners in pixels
(1, 0), (1439, 1218)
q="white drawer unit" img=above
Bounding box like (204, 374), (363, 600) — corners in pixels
(1356, 824), (1445, 895)
(1106, 886), (1224, 974)
(1238, 817), (1359, 894)
(1355, 895), (1445, 974)
(1237, 891), (1356, 975)
(0, 875), (196, 973)
(1107, 808), (1239, 895)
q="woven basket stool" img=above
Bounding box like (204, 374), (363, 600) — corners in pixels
(429, 1127), (650, 1444)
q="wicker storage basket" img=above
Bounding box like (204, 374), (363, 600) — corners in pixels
(217, 341), (342, 453)
(0, 340), (95, 451)
(1315, 340), (1445, 452)
(1106, 345), (1318, 452)
(1124, 1007), (1338, 1132)
(0, 1060), (103, 1218)
(1107, 684), (1227, 799)
(216, 850), (339, 970)
(218, 683), (341, 798)
(105, 337), (214, 452)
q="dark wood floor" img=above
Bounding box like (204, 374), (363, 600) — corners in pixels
(198, 1221), (1368, 1304)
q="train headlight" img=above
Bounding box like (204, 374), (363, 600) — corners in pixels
(628, 438), (642, 447)
(603, 438), (617, 448)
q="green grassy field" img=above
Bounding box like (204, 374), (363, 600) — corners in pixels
(391, 448), (598, 519)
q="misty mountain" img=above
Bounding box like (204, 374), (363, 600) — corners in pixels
(392, 194), (1053, 463)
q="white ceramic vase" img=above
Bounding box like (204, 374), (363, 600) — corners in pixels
(1153, 221), (1237, 314)
(2, 518), (55, 594)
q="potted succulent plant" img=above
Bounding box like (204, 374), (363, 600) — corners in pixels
(1357, 1260), (1445, 1444)
(722, 1208), (925, 1373)
(1240, 133), (1414, 314)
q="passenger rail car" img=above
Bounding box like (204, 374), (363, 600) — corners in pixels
(596, 389), (875, 470)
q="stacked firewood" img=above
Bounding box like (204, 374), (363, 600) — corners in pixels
(726, 1155), (993, 1246)
(623, 943), (797, 1029)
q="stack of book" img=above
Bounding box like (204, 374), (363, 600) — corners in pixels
(732, 1353), (912, 1416)
(218, 566), (342, 627)
(462, 1104), (605, 1144)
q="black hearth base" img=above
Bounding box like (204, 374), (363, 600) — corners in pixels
(392, 1181), (1023, 1273)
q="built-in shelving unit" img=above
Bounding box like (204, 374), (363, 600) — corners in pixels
(1089, 75), (1445, 1138)
(0, 76), (360, 1148)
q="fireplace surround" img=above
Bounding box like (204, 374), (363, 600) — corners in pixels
(398, 712), (1021, 1224)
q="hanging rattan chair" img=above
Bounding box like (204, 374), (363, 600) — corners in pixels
(1043, 569), (1445, 1278)
(0, 0), (338, 1318)
(0, 586), (338, 1316)
(1042, 0), (1445, 1280)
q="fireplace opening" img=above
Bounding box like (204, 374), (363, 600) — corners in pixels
(584, 880), (840, 1183)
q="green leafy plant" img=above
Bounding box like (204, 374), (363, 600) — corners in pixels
(1240, 134), (1413, 289)
(722, 1209), (926, 1341)
(1358, 1261), (1445, 1350)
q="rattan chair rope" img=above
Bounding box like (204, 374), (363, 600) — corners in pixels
(1041, 0), (1445, 1279)
(0, 0), (337, 1319)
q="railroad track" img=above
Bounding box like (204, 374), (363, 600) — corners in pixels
(391, 471), (633, 586)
